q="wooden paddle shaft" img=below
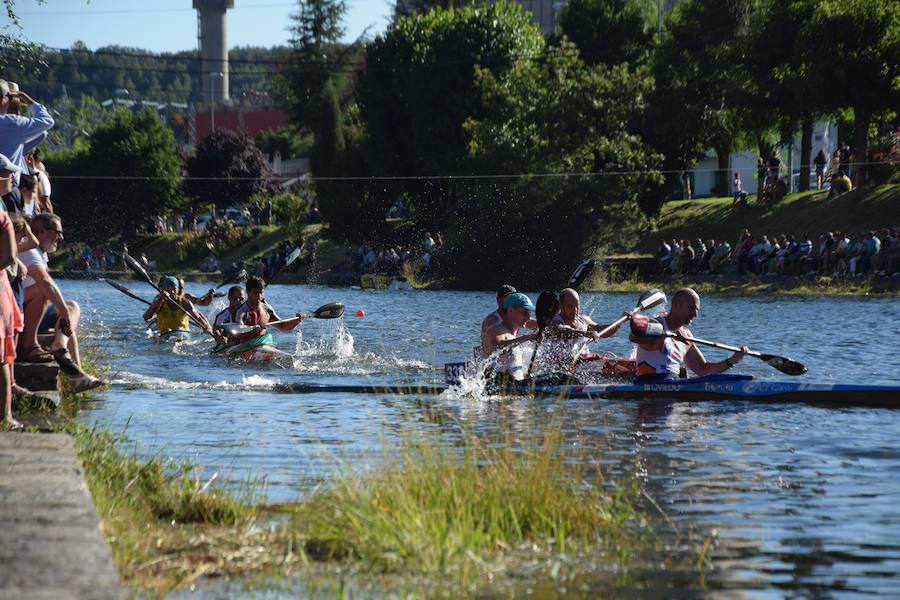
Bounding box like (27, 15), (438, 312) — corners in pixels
(668, 332), (760, 358)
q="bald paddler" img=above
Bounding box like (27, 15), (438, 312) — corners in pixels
(482, 292), (543, 382)
(631, 288), (748, 380)
(546, 287), (624, 368)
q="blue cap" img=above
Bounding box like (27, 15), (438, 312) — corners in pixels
(503, 292), (535, 311)
(158, 275), (179, 289)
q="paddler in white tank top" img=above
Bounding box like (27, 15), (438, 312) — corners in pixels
(545, 288), (625, 368)
(631, 288), (748, 380)
(482, 293), (543, 381)
(229, 276), (305, 344)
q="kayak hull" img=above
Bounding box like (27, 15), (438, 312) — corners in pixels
(156, 330), (191, 344)
(212, 333), (295, 368)
(444, 353), (637, 385)
(276, 374), (900, 407)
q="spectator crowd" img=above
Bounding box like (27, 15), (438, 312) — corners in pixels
(656, 227), (899, 280)
(1, 79), (103, 429)
(345, 232), (444, 280)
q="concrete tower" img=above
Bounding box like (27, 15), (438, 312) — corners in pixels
(193, 0), (234, 102)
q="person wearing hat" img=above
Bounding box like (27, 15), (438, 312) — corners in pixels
(0, 80), (54, 183)
(481, 292), (544, 382)
(142, 275), (212, 339)
(481, 284), (517, 336)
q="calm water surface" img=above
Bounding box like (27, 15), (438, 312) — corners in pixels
(66, 279), (900, 597)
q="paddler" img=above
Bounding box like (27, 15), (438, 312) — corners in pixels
(230, 276), (304, 344)
(142, 275), (212, 337)
(545, 287), (624, 369)
(481, 292), (543, 383)
(479, 284), (537, 356)
(178, 276), (216, 307)
(630, 288), (747, 380)
(211, 285), (246, 344)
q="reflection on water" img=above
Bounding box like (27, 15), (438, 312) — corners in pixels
(67, 279), (900, 596)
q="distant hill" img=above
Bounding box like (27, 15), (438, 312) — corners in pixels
(1, 44), (290, 106)
(627, 184), (900, 256)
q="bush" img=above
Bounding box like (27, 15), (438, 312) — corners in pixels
(250, 191), (308, 230)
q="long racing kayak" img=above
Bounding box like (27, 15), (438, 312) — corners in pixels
(274, 374), (900, 407)
(212, 333), (295, 367)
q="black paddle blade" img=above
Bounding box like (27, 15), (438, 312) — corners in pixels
(122, 252), (154, 285)
(102, 279), (152, 305)
(567, 257), (595, 289)
(535, 290), (559, 328)
(759, 354), (808, 376)
(312, 303), (345, 319)
(217, 268), (248, 289)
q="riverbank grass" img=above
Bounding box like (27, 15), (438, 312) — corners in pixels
(290, 429), (643, 583)
(73, 420), (662, 596)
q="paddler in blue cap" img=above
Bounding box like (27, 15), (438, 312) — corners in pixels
(481, 292), (544, 382)
(143, 274), (212, 337)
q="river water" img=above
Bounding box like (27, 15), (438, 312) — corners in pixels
(66, 279), (900, 597)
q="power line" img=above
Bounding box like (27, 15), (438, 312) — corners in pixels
(18, 2), (298, 16)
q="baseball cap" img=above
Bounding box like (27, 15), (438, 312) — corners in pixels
(503, 292), (535, 311)
(158, 275), (179, 289)
(496, 284), (516, 297)
(0, 154), (21, 173)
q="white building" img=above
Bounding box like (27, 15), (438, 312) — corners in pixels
(691, 121), (839, 197)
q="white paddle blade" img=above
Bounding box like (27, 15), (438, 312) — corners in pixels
(636, 289), (666, 311)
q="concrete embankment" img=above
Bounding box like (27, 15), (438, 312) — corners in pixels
(0, 432), (122, 599)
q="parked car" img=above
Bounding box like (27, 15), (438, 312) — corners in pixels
(195, 214), (214, 230)
(222, 207), (251, 227)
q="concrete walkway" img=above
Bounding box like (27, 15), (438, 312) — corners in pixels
(0, 432), (122, 600)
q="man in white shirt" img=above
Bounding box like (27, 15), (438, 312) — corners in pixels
(0, 81), (54, 183)
(19, 213), (103, 391)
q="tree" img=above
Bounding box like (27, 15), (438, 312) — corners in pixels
(356, 1), (545, 228)
(556, 0), (654, 67)
(643, 0), (754, 201)
(450, 43), (663, 287)
(48, 109), (184, 242)
(793, 0), (900, 185)
(277, 0), (348, 136)
(184, 129), (274, 209)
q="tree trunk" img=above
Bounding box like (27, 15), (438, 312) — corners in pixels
(682, 171), (692, 200)
(715, 147), (730, 197)
(853, 111), (869, 187)
(798, 117), (813, 192)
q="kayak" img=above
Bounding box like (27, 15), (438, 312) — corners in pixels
(212, 333), (295, 367)
(444, 353), (637, 385)
(274, 374), (900, 407)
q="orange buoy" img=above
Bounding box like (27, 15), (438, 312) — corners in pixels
(356, 309), (365, 317)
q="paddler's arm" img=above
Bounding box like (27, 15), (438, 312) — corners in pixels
(683, 339), (749, 376)
(271, 312), (305, 333)
(186, 288), (216, 307)
(183, 299), (212, 334)
(143, 294), (164, 321)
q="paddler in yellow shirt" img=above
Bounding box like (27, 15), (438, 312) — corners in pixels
(143, 275), (212, 338)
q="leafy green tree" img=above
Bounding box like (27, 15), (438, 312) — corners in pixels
(47, 109), (184, 242)
(556, 0), (654, 67)
(184, 129), (274, 209)
(451, 43), (662, 287)
(643, 0), (754, 200)
(254, 127), (312, 160)
(792, 0), (900, 185)
(277, 0), (348, 136)
(357, 1), (545, 228)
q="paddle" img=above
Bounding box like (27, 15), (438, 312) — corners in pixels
(630, 316), (807, 376)
(524, 290), (560, 380)
(101, 278), (152, 306)
(567, 254), (595, 290)
(593, 288), (667, 339)
(219, 303), (346, 336)
(265, 247), (303, 286)
(122, 252), (212, 335)
(217, 268), (248, 290)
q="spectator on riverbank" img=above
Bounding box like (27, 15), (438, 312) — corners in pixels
(25, 150), (52, 213)
(19, 214), (104, 392)
(0, 81), (54, 183)
(814, 150), (828, 190)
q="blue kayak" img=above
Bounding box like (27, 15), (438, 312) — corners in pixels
(273, 374), (900, 407)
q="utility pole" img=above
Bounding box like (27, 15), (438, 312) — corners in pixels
(209, 72), (223, 133)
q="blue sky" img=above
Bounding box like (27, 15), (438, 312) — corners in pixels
(3, 0), (393, 53)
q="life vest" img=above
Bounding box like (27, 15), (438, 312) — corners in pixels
(157, 298), (190, 334)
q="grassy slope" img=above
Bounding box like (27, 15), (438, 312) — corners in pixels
(626, 184), (900, 256)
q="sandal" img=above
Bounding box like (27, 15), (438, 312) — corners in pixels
(18, 345), (54, 363)
(51, 347), (83, 376)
